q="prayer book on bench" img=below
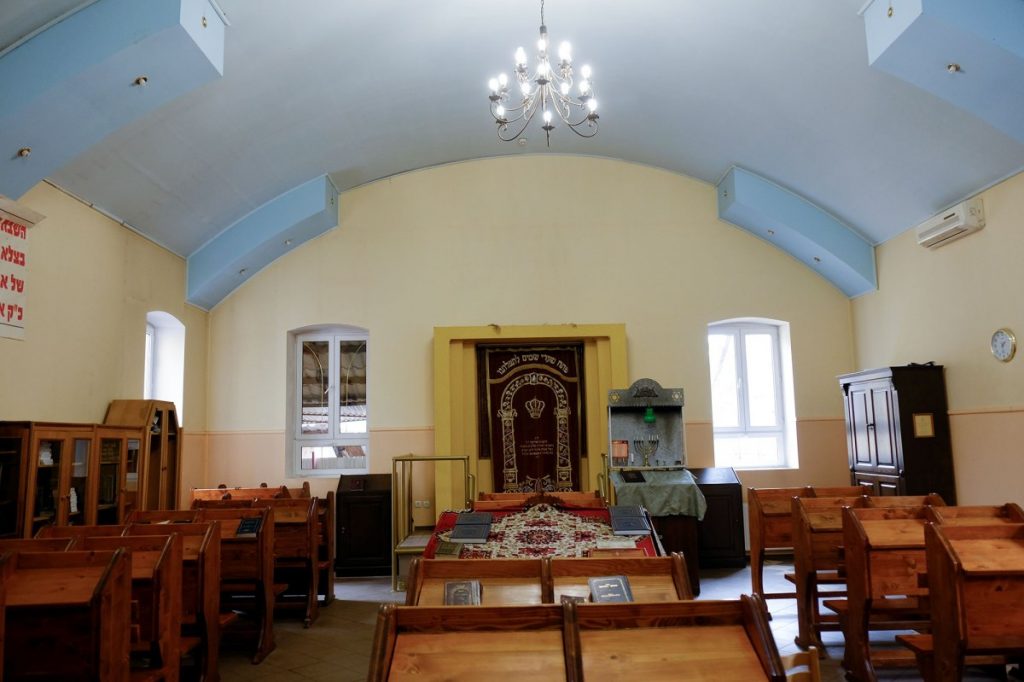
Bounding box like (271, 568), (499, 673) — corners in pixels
(444, 580), (482, 605)
(589, 575), (634, 603)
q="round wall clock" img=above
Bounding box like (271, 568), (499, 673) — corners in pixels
(991, 328), (1016, 362)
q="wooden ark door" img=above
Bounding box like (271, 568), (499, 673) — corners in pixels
(478, 345), (586, 493)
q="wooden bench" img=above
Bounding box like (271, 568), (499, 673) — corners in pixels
(75, 533), (183, 682)
(405, 554), (693, 607)
(193, 497), (320, 627)
(369, 596), (786, 681)
(791, 494), (869, 650)
(126, 510), (201, 524)
(898, 522), (1024, 681)
(550, 554), (693, 603)
(36, 523), (129, 539)
(126, 521), (223, 682)
(474, 490), (605, 511)
(195, 506), (277, 663)
(403, 552), (692, 606)
(315, 491), (336, 605)
(839, 505), (935, 680)
(4, 548), (132, 681)
(252, 497), (320, 626)
(748, 485), (866, 602)
(926, 502), (1024, 526)
(0, 536), (75, 551)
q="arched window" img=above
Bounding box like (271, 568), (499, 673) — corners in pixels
(144, 311), (186, 424)
(707, 318), (797, 469)
(286, 325), (369, 475)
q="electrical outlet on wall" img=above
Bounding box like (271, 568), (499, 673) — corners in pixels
(423, 500), (431, 508)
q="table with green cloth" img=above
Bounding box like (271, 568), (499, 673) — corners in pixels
(611, 468), (707, 520)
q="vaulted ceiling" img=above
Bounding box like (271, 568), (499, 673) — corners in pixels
(2, 0), (1023, 306)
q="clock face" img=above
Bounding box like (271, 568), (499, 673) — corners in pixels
(991, 328), (1016, 362)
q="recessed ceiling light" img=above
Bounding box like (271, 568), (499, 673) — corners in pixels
(16, 147), (31, 158)
(767, 229), (775, 236)
(132, 76), (149, 87)
(947, 63), (962, 74)
(813, 256), (822, 263)
(284, 239), (292, 246)
(238, 268), (247, 276)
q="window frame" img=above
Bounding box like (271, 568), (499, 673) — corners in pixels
(287, 325), (369, 477)
(707, 319), (795, 470)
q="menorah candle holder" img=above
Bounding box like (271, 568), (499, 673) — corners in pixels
(632, 435), (660, 468)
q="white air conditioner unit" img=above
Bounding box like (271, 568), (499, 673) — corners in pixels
(916, 197), (985, 249)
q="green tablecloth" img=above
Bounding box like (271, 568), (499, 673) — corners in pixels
(611, 469), (707, 520)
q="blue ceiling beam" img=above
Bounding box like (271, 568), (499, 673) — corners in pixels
(0, 0), (225, 199)
(717, 167), (877, 298)
(863, 0), (1024, 143)
(187, 176), (340, 310)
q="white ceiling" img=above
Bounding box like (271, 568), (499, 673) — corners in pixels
(8, 0), (1024, 255)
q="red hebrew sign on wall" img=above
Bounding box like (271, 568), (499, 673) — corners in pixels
(0, 197), (43, 341)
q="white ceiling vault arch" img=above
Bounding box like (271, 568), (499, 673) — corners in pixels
(1, 0), (1023, 307)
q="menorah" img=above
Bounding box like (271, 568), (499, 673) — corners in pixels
(632, 435), (660, 468)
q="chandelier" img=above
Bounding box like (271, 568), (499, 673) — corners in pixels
(487, 0), (599, 146)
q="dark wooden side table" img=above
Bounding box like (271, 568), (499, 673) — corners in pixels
(335, 474), (392, 576)
(689, 467), (746, 568)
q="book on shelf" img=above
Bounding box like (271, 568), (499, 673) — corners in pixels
(589, 575), (634, 603)
(433, 540), (463, 559)
(444, 580), (482, 605)
(235, 516), (263, 537)
(608, 505), (652, 536)
(454, 511), (493, 526)
(449, 523), (491, 544)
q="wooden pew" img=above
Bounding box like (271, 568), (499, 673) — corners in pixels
(252, 497), (319, 626)
(0, 537), (74, 552)
(748, 486), (813, 601)
(474, 490), (604, 511)
(192, 484), (292, 501)
(193, 482), (334, 606)
(899, 522), (1024, 681)
(864, 493), (945, 508)
(549, 554), (693, 602)
(748, 486), (868, 603)
(36, 523), (129, 539)
(406, 557), (546, 606)
(126, 522), (222, 681)
(196, 506), (276, 663)
(791, 494), (869, 650)
(195, 497), (320, 626)
(405, 554), (693, 606)
(75, 534), (183, 682)
(127, 510), (201, 524)
(926, 502), (1024, 526)
(4, 548), (132, 681)
(126, 521), (223, 682)
(572, 597), (784, 681)
(369, 596), (786, 681)
(315, 491), (336, 605)
(840, 505), (934, 680)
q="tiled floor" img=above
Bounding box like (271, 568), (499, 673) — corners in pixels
(219, 561), (1014, 681)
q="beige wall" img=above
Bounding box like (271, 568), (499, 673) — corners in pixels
(0, 183), (209, 499)
(206, 156), (854, 494)
(852, 170), (1024, 505)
